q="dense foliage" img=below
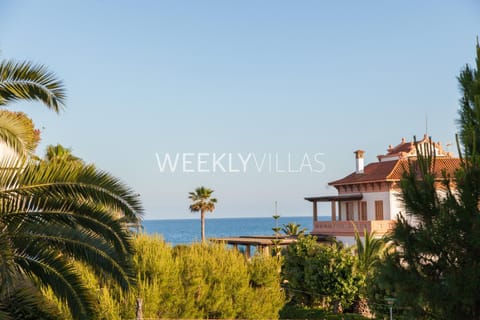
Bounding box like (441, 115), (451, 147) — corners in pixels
(52, 235), (285, 319)
(0, 157), (143, 319)
(279, 304), (369, 320)
(282, 236), (363, 313)
(131, 235), (285, 319)
(0, 55), (143, 319)
(457, 42), (480, 155)
(371, 43), (480, 319)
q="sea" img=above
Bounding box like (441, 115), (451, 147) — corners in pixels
(141, 216), (329, 246)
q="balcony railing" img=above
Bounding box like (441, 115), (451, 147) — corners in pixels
(312, 220), (395, 236)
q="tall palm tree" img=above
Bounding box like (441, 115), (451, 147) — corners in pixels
(0, 157), (143, 319)
(189, 186), (217, 243)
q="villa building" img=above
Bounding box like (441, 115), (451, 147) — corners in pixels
(305, 135), (460, 245)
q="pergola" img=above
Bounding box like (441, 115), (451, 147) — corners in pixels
(304, 193), (363, 223)
(209, 235), (297, 257)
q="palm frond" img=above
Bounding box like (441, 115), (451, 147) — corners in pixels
(17, 247), (94, 319)
(11, 222), (134, 291)
(188, 186), (216, 213)
(2, 207), (133, 258)
(0, 110), (40, 156)
(0, 281), (63, 319)
(0, 60), (65, 112)
(0, 231), (20, 294)
(0, 156), (141, 317)
(3, 161), (143, 223)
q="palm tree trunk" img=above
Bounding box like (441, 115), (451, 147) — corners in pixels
(201, 210), (205, 243)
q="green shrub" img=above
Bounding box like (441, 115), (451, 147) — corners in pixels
(279, 304), (328, 319)
(124, 233), (181, 319)
(39, 234), (286, 319)
(324, 314), (370, 320)
(132, 234), (285, 319)
(279, 304), (369, 320)
(283, 236), (363, 312)
(243, 255), (285, 319)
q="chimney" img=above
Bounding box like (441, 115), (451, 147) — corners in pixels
(354, 150), (365, 174)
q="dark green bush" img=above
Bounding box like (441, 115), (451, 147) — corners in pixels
(283, 236), (363, 311)
(279, 304), (369, 320)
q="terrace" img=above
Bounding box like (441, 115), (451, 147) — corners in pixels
(305, 194), (395, 237)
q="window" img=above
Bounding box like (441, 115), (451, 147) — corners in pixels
(360, 201), (367, 220)
(346, 202), (354, 221)
(375, 200), (384, 220)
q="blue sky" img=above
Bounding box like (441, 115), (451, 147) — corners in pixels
(0, 1), (479, 219)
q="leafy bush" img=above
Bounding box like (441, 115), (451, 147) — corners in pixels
(39, 234), (285, 319)
(131, 234), (285, 319)
(279, 304), (369, 319)
(279, 304), (328, 319)
(283, 236), (363, 312)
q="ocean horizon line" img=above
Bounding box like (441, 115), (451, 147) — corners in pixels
(142, 215), (330, 221)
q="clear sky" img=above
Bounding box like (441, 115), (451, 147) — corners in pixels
(0, 1), (479, 220)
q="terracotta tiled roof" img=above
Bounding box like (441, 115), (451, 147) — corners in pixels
(387, 158), (461, 180)
(378, 135), (453, 161)
(386, 142), (414, 156)
(329, 160), (398, 185)
(329, 158), (461, 186)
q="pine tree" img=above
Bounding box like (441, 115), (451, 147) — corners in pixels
(373, 43), (480, 319)
(457, 40), (480, 156)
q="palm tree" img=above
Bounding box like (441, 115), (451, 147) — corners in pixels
(44, 144), (82, 163)
(189, 186), (217, 243)
(352, 229), (386, 316)
(0, 56), (144, 318)
(0, 59), (65, 157)
(281, 222), (307, 237)
(0, 157), (143, 319)
(354, 228), (385, 275)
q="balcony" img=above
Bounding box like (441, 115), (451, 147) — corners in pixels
(312, 220), (395, 237)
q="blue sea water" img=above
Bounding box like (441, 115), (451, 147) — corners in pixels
(142, 216), (329, 246)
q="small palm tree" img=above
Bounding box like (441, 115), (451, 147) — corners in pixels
(282, 222), (307, 237)
(352, 228), (386, 316)
(189, 186), (217, 243)
(45, 144), (82, 163)
(354, 228), (385, 275)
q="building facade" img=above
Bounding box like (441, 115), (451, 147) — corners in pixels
(305, 135), (460, 245)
